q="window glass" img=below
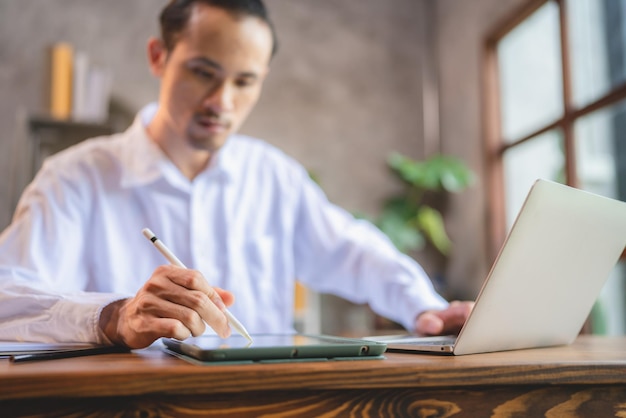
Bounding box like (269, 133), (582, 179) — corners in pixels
(593, 258), (626, 335)
(503, 130), (564, 229)
(493, 0), (626, 336)
(498, 1), (563, 142)
(575, 99), (626, 336)
(574, 99), (626, 199)
(568, 0), (626, 108)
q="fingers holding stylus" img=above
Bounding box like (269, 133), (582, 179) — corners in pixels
(144, 265), (235, 339)
(99, 266), (236, 348)
(141, 229), (252, 342)
(162, 265), (235, 309)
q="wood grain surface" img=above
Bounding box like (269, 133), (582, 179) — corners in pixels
(2, 335), (626, 417)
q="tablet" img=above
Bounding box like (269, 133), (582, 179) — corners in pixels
(162, 334), (387, 362)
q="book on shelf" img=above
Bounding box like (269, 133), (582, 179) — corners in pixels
(49, 42), (112, 123)
(71, 50), (89, 121)
(49, 43), (73, 119)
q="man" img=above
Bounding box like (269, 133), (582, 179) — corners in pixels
(0, 0), (472, 348)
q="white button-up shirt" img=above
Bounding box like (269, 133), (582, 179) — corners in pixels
(0, 103), (447, 343)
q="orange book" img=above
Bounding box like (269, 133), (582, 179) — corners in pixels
(49, 43), (73, 119)
(294, 282), (308, 314)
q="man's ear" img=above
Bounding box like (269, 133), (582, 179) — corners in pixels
(147, 37), (168, 77)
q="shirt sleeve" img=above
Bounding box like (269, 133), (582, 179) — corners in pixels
(0, 159), (125, 344)
(292, 170), (448, 331)
(0, 269), (124, 343)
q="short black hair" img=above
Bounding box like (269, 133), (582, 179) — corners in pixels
(159, 0), (278, 57)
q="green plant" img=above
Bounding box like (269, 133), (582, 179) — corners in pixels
(375, 152), (475, 256)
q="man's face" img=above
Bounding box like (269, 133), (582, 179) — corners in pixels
(150, 4), (273, 152)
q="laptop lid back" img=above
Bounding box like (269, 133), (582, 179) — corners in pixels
(454, 179), (626, 355)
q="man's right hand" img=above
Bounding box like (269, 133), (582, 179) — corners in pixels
(98, 265), (235, 349)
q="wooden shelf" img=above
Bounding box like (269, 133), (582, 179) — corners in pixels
(28, 114), (112, 132)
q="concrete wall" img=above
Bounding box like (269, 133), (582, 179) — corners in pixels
(0, 0), (434, 333)
(0, 0), (534, 331)
(434, 0), (528, 297)
(0, 0), (162, 225)
(0, 0), (429, 222)
(251, 0), (429, 215)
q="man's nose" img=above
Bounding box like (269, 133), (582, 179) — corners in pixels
(201, 81), (234, 113)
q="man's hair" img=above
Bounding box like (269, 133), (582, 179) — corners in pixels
(159, 0), (278, 57)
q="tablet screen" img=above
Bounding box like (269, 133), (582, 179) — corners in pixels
(185, 334), (364, 349)
(162, 333), (387, 362)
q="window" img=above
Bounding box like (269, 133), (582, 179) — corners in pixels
(485, 0), (626, 334)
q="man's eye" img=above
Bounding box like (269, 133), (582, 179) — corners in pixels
(235, 78), (255, 88)
(192, 68), (214, 79)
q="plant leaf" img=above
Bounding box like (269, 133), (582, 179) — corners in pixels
(377, 209), (425, 253)
(387, 152), (475, 192)
(376, 151), (474, 256)
(415, 206), (451, 255)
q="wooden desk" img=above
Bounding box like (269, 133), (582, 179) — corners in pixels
(2, 335), (626, 417)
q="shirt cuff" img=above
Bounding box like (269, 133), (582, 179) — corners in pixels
(50, 294), (128, 344)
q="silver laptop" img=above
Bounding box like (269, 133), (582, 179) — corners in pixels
(368, 179), (626, 355)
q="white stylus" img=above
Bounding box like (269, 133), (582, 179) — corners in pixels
(142, 228), (253, 342)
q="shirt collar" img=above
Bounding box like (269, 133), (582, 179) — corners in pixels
(120, 103), (237, 189)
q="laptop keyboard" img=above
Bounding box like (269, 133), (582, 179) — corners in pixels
(415, 337), (456, 346)
(391, 336), (456, 345)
